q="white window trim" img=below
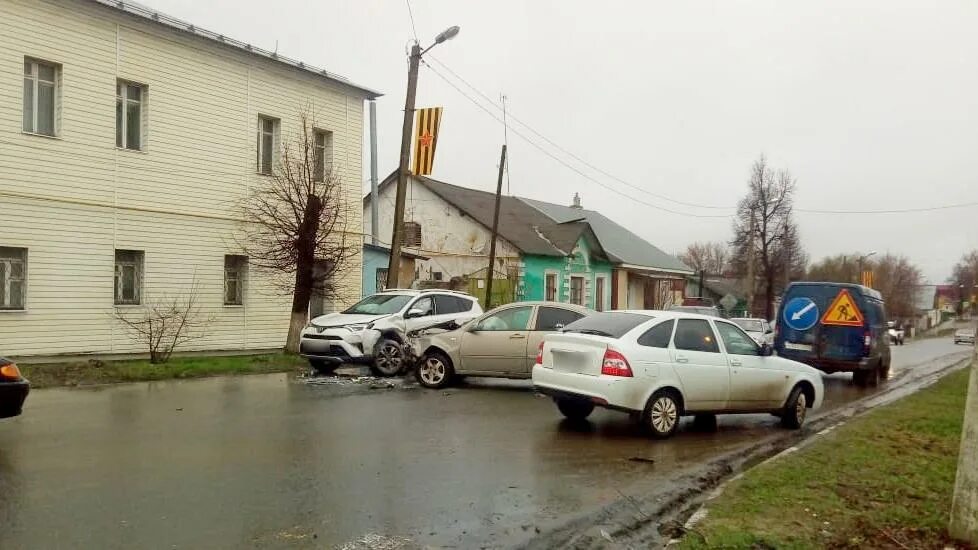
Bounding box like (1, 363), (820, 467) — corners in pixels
(257, 115), (279, 175)
(313, 129), (332, 182)
(23, 58), (59, 137)
(0, 247), (28, 312)
(116, 80), (147, 151)
(114, 250), (144, 306)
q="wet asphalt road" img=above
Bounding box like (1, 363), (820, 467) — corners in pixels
(0, 337), (971, 549)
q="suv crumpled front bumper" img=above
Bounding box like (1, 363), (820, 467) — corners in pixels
(299, 326), (374, 364)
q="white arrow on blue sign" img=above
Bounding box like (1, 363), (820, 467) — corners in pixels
(783, 297), (819, 331)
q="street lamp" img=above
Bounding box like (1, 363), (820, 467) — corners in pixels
(387, 26), (461, 289)
(856, 251), (877, 284)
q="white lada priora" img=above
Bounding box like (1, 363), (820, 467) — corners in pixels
(532, 311), (824, 439)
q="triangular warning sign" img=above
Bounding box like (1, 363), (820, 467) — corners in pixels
(821, 289), (865, 327)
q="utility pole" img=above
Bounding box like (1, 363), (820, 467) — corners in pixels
(501, 94), (511, 195)
(950, 350), (978, 543)
(386, 43), (421, 289)
(485, 144), (507, 309)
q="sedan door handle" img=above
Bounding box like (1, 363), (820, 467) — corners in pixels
(509, 334), (526, 339)
(675, 355), (689, 364)
(730, 359), (742, 367)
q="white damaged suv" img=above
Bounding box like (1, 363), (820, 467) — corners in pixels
(300, 289), (482, 376)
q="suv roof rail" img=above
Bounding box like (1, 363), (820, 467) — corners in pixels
(417, 288), (473, 297)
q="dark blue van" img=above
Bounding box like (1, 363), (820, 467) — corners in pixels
(775, 282), (891, 386)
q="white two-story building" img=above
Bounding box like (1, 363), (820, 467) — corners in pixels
(0, 0), (379, 357)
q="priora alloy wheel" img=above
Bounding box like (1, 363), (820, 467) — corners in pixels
(645, 392), (680, 438)
(416, 353), (453, 388)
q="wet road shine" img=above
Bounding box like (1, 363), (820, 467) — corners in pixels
(0, 338), (969, 549)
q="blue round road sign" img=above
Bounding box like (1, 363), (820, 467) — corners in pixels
(783, 297), (819, 331)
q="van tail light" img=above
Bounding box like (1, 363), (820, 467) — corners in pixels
(601, 348), (633, 377)
(535, 341), (544, 366)
(0, 363), (22, 380)
(863, 330), (872, 355)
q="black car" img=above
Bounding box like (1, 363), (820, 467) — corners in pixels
(0, 357), (30, 419)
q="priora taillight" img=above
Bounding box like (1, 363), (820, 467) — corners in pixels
(601, 348), (633, 377)
(535, 341), (544, 365)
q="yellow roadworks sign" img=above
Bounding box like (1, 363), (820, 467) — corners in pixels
(821, 289), (865, 327)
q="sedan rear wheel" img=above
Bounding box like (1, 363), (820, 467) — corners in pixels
(644, 391), (681, 439)
(556, 399), (594, 421)
(415, 352), (455, 389)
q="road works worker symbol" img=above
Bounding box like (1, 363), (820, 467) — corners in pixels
(821, 289), (865, 327)
(783, 297), (819, 331)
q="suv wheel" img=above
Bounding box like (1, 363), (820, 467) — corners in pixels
(371, 339), (404, 377)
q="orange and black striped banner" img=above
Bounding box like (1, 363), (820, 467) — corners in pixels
(412, 107), (442, 175)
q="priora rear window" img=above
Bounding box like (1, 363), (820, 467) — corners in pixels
(561, 312), (652, 338)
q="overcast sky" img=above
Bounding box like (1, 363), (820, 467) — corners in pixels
(147, 0), (977, 283)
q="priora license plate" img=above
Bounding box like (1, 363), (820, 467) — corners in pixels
(785, 342), (813, 351)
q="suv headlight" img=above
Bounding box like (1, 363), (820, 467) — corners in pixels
(345, 324), (368, 332)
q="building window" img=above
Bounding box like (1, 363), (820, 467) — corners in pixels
(224, 255), (247, 306)
(114, 250), (144, 305)
(257, 116), (278, 175)
(116, 80), (146, 150)
(595, 276), (606, 311)
(23, 58), (59, 136)
(545, 273), (557, 301)
(403, 221), (422, 248)
(570, 276), (584, 305)
(432, 271), (443, 281)
(0, 247), (27, 310)
(313, 130), (332, 182)
(376, 268), (388, 292)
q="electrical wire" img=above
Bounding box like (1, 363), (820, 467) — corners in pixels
(422, 60), (733, 219)
(404, 0), (419, 43)
(426, 55), (978, 217)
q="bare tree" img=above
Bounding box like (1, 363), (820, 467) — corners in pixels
(729, 156), (805, 319)
(949, 250), (978, 313)
(114, 280), (211, 364)
(239, 108), (359, 353)
(679, 241), (730, 276)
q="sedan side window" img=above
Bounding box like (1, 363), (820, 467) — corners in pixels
(535, 307), (584, 331)
(673, 319), (720, 353)
(715, 321), (760, 356)
(638, 319), (674, 348)
(476, 306), (532, 331)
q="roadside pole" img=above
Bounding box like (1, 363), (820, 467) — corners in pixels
(484, 144), (507, 309)
(386, 43), (421, 289)
(950, 349), (978, 543)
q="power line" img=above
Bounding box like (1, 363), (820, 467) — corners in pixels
(404, 0), (419, 42)
(427, 55), (733, 211)
(422, 60), (732, 219)
(426, 55), (978, 217)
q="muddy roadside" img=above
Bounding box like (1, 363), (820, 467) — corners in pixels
(516, 351), (973, 550)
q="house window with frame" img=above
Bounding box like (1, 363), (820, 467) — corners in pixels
(23, 58), (59, 136)
(114, 250), (144, 305)
(256, 116), (278, 175)
(376, 268), (388, 292)
(116, 80), (146, 150)
(545, 273), (557, 301)
(570, 276), (584, 305)
(0, 247), (27, 311)
(313, 130), (332, 182)
(224, 255), (248, 306)
(595, 276), (606, 311)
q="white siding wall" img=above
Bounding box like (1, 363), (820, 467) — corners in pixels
(0, 0), (367, 356)
(364, 177), (521, 282)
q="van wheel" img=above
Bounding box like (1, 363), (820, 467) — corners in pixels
(556, 399), (594, 421)
(781, 386), (808, 429)
(643, 390), (682, 439)
(854, 367), (879, 387)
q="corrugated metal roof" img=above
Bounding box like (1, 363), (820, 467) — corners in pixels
(520, 198), (693, 274)
(87, 0), (381, 99)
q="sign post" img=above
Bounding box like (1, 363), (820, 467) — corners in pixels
(950, 351), (978, 543)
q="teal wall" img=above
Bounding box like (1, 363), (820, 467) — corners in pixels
(520, 236), (613, 310)
(362, 246), (389, 297)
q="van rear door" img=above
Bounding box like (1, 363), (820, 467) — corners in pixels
(777, 285), (867, 363)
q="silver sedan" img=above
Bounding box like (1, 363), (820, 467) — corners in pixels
(413, 301), (592, 388)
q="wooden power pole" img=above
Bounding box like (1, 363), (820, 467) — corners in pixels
(484, 144), (507, 309)
(386, 43), (421, 289)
